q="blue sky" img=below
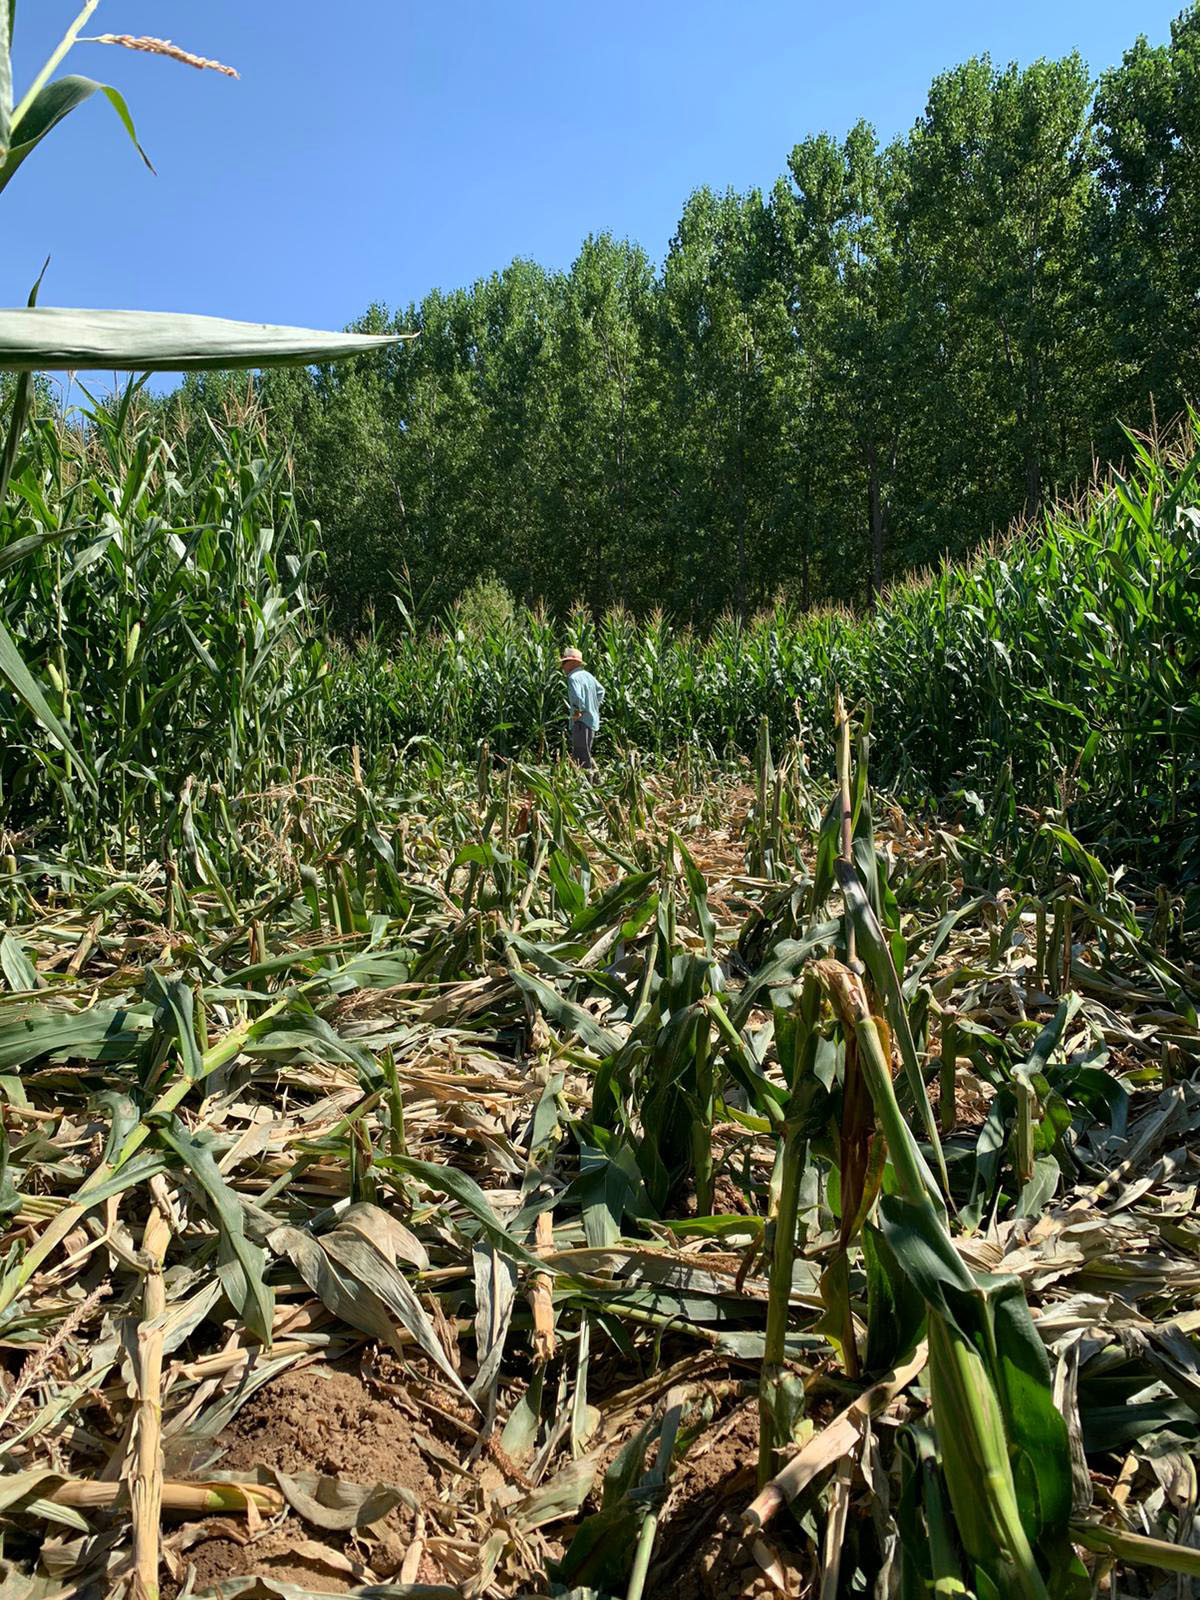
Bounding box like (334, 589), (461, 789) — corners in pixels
(3, 0), (1184, 336)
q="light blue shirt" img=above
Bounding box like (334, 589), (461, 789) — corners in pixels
(566, 667), (605, 732)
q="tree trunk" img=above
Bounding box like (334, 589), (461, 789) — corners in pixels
(801, 467), (812, 612)
(865, 437), (884, 607)
(1024, 448), (1041, 523)
(735, 512), (747, 618)
(1024, 354), (1042, 521)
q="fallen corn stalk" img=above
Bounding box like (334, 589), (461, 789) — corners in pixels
(1070, 1520), (1200, 1579)
(743, 1345), (928, 1533)
(127, 1182), (172, 1600)
(26, 1479), (284, 1517)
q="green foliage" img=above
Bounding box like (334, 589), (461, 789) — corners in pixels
(0, 375), (1196, 1593)
(453, 574), (516, 637)
(1093, 5), (1200, 442)
(0, 392), (326, 874)
(0, 12), (1197, 1598)
(1, 401), (1196, 885)
(177, 5), (1200, 628)
(306, 428), (1199, 874)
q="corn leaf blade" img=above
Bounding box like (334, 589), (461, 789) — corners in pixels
(0, 73), (151, 195)
(0, 306), (413, 372)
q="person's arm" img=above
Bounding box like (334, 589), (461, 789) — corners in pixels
(567, 675), (584, 721)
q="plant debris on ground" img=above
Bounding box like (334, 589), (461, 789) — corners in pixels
(0, 735), (1197, 1599)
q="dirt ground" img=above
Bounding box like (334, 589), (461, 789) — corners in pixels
(165, 1363), (449, 1595)
(164, 1350), (825, 1600)
(655, 1401), (775, 1599)
(167, 1356), (817, 1600)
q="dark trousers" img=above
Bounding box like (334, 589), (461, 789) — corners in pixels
(571, 720), (596, 770)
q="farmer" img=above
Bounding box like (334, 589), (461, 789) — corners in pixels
(560, 646), (605, 771)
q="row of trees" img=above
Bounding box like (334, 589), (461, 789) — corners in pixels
(177, 8), (1200, 627)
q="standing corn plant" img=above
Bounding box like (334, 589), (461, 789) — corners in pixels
(0, 399), (330, 865)
(0, 1), (410, 371)
(0, 2), (411, 780)
(0, 14), (411, 1597)
(742, 703), (1141, 1599)
(813, 956), (1085, 1600)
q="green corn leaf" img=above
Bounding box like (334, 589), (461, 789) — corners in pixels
(704, 993), (788, 1124)
(56, 1150), (169, 1209)
(245, 1012), (379, 1081)
(1081, 1399), (1196, 1455)
(835, 858), (949, 1199)
(0, 0), (11, 160)
(508, 963), (621, 1053)
(0, 610), (96, 791)
(815, 1249), (858, 1373)
(0, 933), (39, 993)
(1040, 825), (1108, 898)
(555, 1412), (662, 1588)
(877, 1192), (976, 1326)
(548, 848), (586, 917)
(986, 1272), (1074, 1544)
(863, 1219), (925, 1375)
(381, 1154), (545, 1274)
(672, 832), (715, 956)
(0, 306), (414, 371)
(569, 869), (658, 938)
(1015, 1155), (1060, 1219)
(0, 1119), (18, 1223)
(570, 1137), (647, 1248)
(154, 1117), (274, 1345)
(0, 74), (152, 195)
(729, 920), (841, 1029)
(0, 1003), (149, 1071)
(501, 1370), (544, 1464)
(0, 263), (95, 793)
(808, 789), (843, 916)
(144, 970), (203, 1081)
(0, 527), (72, 573)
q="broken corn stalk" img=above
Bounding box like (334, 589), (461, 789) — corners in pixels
(815, 959), (1050, 1600)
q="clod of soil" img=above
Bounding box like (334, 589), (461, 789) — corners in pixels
(654, 1402), (770, 1599)
(168, 1363), (444, 1596)
(216, 1363), (435, 1489)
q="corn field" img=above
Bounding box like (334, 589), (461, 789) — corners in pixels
(0, 398), (327, 863)
(315, 427), (1200, 876)
(0, 398), (1198, 1600)
(3, 401), (1197, 870)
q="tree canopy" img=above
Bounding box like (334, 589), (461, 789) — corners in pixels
(175, 7), (1200, 629)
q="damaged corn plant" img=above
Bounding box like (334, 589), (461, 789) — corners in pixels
(4, 5), (1198, 1599)
(0, 482), (1198, 1598)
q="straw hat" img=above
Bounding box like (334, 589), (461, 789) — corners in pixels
(560, 646), (584, 666)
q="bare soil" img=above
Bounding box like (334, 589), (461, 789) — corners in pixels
(656, 1401), (766, 1599)
(166, 1363), (449, 1596)
(166, 1358), (808, 1599)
